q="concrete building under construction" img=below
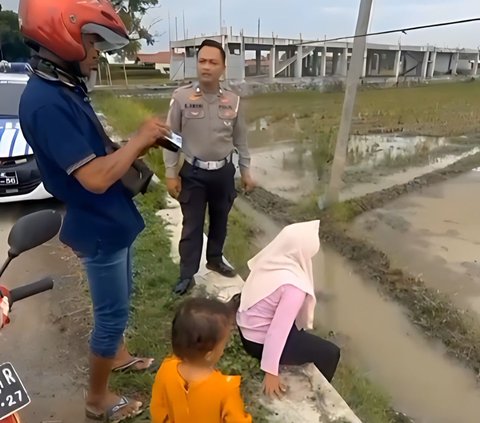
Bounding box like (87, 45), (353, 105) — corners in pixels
(169, 33), (480, 82)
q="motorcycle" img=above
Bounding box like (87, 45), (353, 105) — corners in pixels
(0, 209), (62, 423)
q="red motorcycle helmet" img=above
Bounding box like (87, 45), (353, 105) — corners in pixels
(18, 0), (129, 62)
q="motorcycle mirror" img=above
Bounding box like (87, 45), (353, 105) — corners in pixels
(8, 210), (62, 258)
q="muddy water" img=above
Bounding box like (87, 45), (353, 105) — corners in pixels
(246, 135), (480, 202)
(235, 197), (480, 423)
(352, 170), (480, 318)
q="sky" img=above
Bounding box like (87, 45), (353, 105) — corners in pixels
(2, 0), (480, 52)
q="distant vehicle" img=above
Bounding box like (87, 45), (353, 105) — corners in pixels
(0, 61), (51, 203)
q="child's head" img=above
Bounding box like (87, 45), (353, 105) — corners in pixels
(172, 297), (233, 367)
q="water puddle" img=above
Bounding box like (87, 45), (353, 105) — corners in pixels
(235, 197), (480, 423)
(352, 170), (480, 318)
(246, 135), (479, 203)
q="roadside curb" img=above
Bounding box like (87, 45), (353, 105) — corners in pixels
(156, 197), (362, 423)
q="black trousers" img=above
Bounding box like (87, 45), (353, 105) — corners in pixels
(239, 325), (340, 382)
(178, 161), (237, 279)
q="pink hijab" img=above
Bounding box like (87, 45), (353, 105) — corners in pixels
(238, 220), (320, 330)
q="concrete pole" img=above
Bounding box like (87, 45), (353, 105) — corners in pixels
(325, 0), (374, 206)
(394, 49), (402, 82)
(239, 33), (246, 80)
(428, 50), (437, 79)
(340, 47), (348, 76)
(362, 50), (368, 77)
(320, 46), (327, 76)
(472, 52), (479, 76)
(255, 49), (262, 76)
(295, 45), (303, 78)
(269, 45), (277, 80)
(332, 51), (339, 75)
(312, 50), (319, 76)
(421, 50), (429, 79)
(451, 52), (459, 75)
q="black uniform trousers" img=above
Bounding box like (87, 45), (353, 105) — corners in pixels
(239, 325), (340, 382)
(178, 161), (237, 280)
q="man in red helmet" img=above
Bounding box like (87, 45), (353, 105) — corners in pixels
(17, 0), (170, 421)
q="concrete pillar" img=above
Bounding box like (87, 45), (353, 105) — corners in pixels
(312, 50), (319, 76)
(238, 36), (245, 80)
(421, 50), (429, 79)
(362, 50), (368, 77)
(394, 49), (401, 82)
(472, 53), (479, 76)
(428, 50), (437, 78)
(451, 52), (459, 76)
(255, 49), (262, 75)
(332, 51), (339, 75)
(269, 45), (277, 80)
(339, 47), (348, 76)
(295, 45), (303, 78)
(320, 46), (327, 77)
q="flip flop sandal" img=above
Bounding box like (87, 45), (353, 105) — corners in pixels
(85, 395), (144, 423)
(112, 357), (159, 373)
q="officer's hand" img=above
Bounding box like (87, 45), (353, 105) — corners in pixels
(241, 171), (256, 193)
(134, 117), (170, 150)
(166, 177), (182, 199)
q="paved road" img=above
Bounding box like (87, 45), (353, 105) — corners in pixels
(1, 199), (87, 422)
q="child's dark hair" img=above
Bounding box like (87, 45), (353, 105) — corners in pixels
(198, 39), (226, 64)
(172, 297), (232, 361)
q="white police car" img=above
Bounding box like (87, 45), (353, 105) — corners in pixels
(0, 61), (51, 203)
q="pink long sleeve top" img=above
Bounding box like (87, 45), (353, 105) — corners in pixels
(236, 284), (306, 376)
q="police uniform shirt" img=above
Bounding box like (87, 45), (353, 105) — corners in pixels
(164, 82), (251, 178)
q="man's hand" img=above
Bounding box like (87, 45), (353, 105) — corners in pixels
(0, 290), (10, 329)
(241, 170), (256, 193)
(166, 177), (182, 199)
(131, 117), (171, 154)
(262, 372), (287, 399)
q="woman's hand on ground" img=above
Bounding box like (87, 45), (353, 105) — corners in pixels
(262, 372), (287, 399)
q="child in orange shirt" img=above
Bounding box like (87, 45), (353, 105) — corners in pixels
(150, 297), (252, 423)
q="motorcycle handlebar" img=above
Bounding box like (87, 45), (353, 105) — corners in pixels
(10, 277), (54, 304)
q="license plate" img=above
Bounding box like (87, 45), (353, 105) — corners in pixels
(0, 363), (30, 419)
(0, 172), (18, 186)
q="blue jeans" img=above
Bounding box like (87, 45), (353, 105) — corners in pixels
(79, 246), (133, 358)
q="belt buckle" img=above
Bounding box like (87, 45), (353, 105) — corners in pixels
(206, 161), (214, 170)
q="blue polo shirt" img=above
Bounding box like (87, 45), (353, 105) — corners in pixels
(19, 75), (145, 256)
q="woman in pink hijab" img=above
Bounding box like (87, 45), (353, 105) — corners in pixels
(236, 220), (340, 398)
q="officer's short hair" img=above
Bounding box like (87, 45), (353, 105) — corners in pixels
(198, 39), (226, 64)
(171, 297), (233, 362)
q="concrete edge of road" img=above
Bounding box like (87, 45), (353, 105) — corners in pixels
(156, 196), (362, 423)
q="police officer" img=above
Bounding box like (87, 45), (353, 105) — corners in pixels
(165, 39), (255, 295)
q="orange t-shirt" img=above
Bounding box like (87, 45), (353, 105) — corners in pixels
(150, 356), (253, 423)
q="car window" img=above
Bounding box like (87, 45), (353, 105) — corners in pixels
(0, 81), (26, 117)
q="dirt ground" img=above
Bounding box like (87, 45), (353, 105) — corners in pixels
(0, 201), (89, 423)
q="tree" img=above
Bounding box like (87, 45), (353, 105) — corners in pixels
(111, 0), (164, 60)
(0, 10), (31, 61)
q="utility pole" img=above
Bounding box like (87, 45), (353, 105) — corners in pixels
(219, 0), (223, 35)
(324, 0), (374, 206)
(183, 10), (186, 40)
(175, 16), (178, 41)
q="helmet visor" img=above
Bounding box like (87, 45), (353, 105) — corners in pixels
(82, 23), (129, 52)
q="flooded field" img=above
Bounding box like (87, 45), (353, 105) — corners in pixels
(352, 170), (480, 319)
(236, 198), (480, 423)
(246, 126), (480, 202)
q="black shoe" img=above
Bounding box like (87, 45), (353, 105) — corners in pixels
(206, 261), (237, 278)
(173, 277), (195, 295)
